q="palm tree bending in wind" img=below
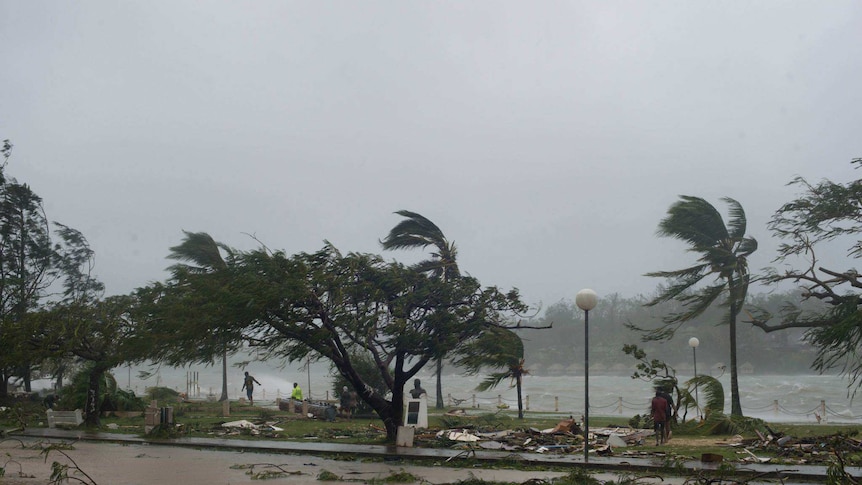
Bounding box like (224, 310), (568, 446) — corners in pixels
(642, 196), (757, 417)
(454, 327), (529, 419)
(167, 231), (234, 402)
(381, 210), (459, 409)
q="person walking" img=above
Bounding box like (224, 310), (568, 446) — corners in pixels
(241, 371), (261, 406)
(651, 390), (669, 446)
(657, 387), (674, 442)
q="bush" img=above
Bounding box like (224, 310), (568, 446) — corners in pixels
(146, 386), (180, 402)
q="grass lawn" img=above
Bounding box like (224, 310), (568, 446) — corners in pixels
(4, 398), (861, 467)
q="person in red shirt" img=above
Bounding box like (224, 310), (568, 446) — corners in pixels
(651, 390), (668, 446)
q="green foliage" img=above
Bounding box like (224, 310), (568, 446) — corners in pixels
(687, 374), (724, 418)
(641, 195), (757, 417)
(140, 238), (530, 441)
(453, 327), (530, 418)
(146, 423), (186, 438)
(329, 352), (388, 415)
(109, 389), (147, 411)
(146, 386), (180, 402)
(0, 150), (56, 396)
(380, 210), (459, 281)
(42, 443), (97, 485)
(367, 470), (422, 484)
(57, 365), (112, 411)
(439, 414), (472, 429)
(683, 375), (766, 435)
(699, 413), (764, 436)
(622, 344), (681, 421)
(552, 468), (601, 485)
(757, 159), (862, 395)
(826, 442), (861, 485)
(230, 463), (303, 480)
(381, 210), (462, 410)
(317, 469), (342, 481)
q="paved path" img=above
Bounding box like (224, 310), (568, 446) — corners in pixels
(11, 427), (856, 483)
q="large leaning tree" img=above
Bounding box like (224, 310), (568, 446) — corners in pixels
(137, 242), (533, 441)
(635, 196), (757, 417)
(0, 140), (61, 396)
(381, 210), (460, 409)
(31, 225), (138, 426)
(130, 232), (246, 395)
(746, 158), (862, 393)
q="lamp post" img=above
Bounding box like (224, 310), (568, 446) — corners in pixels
(576, 288), (598, 463)
(689, 337), (699, 419)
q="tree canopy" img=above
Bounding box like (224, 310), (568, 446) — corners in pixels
(381, 210), (461, 409)
(138, 241), (531, 440)
(748, 158), (862, 393)
(637, 196), (757, 416)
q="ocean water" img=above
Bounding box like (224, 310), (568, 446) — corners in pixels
(103, 361), (862, 424)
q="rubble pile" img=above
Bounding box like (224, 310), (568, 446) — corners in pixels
(415, 417), (654, 455)
(727, 429), (862, 465)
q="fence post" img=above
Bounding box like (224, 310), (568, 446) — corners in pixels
(618, 397), (622, 414)
(555, 396), (559, 412)
(448, 393), (452, 406)
(526, 395), (530, 411)
(473, 394), (476, 408)
(821, 400), (827, 423)
(774, 400), (778, 416)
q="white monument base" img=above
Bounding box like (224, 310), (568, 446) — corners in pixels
(396, 425), (415, 447)
(403, 395), (428, 428)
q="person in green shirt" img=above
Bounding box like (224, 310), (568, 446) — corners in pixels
(291, 382), (303, 401)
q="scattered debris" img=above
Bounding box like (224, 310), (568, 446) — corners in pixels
(222, 420), (258, 429)
(424, 423), (653, 457)
(741, 448), (771, 463)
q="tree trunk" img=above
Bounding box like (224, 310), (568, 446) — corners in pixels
(0, 370), (8, 398)
(55, 364), (65, 390)
(435, 358), (444, 409)
(219, 346), (228, 402)
(85, 366), (105, 426)
(383, 387), (404, 441)
(516, 375), (524, 419)
(729, 303), (742, 417)
(23, 365), (31, 392)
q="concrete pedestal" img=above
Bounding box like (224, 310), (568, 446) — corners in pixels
(396, 426), (415, 447)
(403, 396), (428, 428)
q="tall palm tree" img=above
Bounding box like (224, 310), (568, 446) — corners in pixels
(644, 196), (757, 417)
(381, 210), (459, 409)
(167, 231), (233, 402)
(454, 326), (529, 419)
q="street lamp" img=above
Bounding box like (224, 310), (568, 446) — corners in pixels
(576, 288), (598, 463)
(689, 337), (700, 419)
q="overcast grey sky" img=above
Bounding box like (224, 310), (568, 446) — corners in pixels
(2, 1), (860, 308)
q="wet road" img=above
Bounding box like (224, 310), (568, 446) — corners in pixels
(8, 427), (853, 484)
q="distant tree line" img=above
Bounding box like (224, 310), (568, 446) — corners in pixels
(519, 290), (819, 376)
